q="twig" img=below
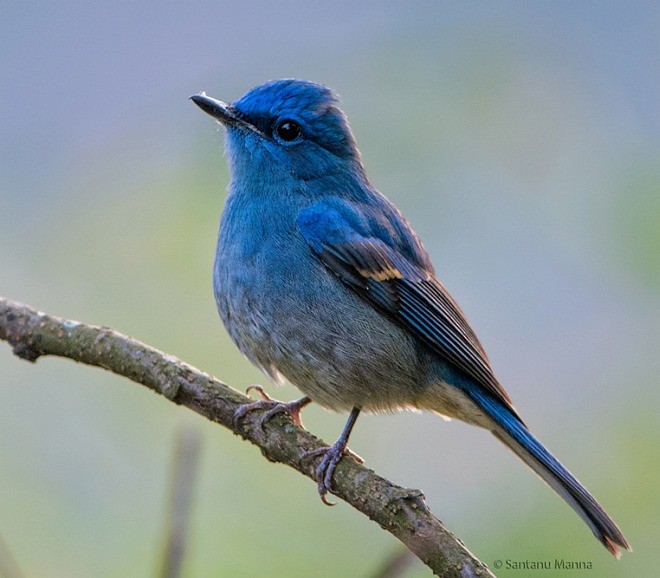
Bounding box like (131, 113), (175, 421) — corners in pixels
(0, 296), (494, 577)
(369, 547), (416, 578)
(158, 427), (203, 578)
(0, 530), (24, 578)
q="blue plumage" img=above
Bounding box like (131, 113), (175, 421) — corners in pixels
(191, 79), (630, 556)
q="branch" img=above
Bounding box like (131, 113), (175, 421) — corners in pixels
(0, 296), (493, 578)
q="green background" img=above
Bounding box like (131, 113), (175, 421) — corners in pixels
(1, 2), (658, 577)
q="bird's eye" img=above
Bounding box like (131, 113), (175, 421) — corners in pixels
(275, 120), (302, 142)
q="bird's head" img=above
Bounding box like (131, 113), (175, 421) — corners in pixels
(191, 79), (365, 183)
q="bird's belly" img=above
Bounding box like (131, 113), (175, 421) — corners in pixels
(214, 247), (430, 412)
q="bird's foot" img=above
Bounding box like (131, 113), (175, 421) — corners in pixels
(232, 385), (311, 431)
(301, 442), (363, 506)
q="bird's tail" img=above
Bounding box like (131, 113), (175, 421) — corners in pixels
(467, 388), (631, 557)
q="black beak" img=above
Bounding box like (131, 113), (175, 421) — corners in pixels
(190, 92), (257, 133)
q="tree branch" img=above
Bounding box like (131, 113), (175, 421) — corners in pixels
(0, 296), (493, 577)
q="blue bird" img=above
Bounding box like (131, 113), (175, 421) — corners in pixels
(191, 79), (630, 557)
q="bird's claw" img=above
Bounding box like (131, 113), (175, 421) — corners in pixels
(232, 388), (311, 431)
(245, 384), (274, 401)
(232, 398), (278, 430)
(302, 442), (360, 505)
(345, 448), (364, 464)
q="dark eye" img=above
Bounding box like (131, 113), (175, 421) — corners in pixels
(275, 120), (302, 142)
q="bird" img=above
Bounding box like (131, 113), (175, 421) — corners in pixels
(191, 79), (630, 557)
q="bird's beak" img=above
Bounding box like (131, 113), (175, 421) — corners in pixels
(190, 92), (257, 133)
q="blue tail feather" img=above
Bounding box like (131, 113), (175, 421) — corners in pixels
(467, 388), (630, 557)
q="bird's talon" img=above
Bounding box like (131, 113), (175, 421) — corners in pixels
(232, 395), (311, 431)
(346, 448), (364, 464)
(322, 461), (337, 492)
(261, 402), (304, 427)
(245, 384), (273, 401)
(320, 492), (336, 506)
(232, 399), (272, 429)
(302, 438), (358, 505)
(300, 447), (326, 461)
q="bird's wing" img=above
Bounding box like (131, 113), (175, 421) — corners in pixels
(297, 203), (520, 420)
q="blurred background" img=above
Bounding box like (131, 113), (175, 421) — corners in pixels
(1, 2), (658, 577)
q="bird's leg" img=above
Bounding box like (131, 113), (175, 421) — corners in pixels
(232, 385), (311, 431)
(302, 407), (362, 505)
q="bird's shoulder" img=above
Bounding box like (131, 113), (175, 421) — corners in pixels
(296, 192), (433, 273)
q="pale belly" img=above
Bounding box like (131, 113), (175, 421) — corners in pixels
(214, 236), (433, 412)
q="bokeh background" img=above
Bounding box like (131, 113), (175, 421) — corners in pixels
(1, 2), (658, 577)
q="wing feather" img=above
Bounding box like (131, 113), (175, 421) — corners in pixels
(298, 206), (520, 420)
